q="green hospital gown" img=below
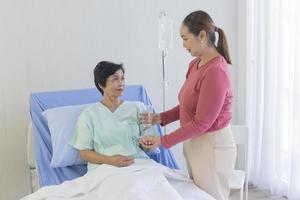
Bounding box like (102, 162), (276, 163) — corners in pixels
(69, 101), (159, 171)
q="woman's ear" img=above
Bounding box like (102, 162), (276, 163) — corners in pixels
(198, 30), (206, 43)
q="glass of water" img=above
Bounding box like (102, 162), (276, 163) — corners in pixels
(139, 104), (154, 133)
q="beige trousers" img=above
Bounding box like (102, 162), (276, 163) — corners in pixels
(183, 126), (237, 200)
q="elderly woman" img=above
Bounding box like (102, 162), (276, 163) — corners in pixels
(69, 61), (158, 170)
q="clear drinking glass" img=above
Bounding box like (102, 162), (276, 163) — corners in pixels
(144, 104), (154, 127)
(138, 104), (154, 134)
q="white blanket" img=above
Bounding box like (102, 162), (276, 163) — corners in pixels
(21, 159), (207, 200)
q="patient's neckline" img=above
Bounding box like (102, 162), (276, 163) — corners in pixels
(99, 100), (125, 113)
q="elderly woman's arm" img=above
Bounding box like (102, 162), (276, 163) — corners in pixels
(79, 150), (134, 167)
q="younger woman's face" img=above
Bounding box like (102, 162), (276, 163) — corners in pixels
(102, 69), (125, 98)
(180, 24), (206, 57)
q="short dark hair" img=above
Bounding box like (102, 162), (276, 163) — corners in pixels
(94, 61), (124, 95)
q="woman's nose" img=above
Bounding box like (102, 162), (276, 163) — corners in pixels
(119, 80), (125, 86)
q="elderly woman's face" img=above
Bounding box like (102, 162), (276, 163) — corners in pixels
(102, 69), (125, 97)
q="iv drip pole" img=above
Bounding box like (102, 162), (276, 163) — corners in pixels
(158, 11), (173, 134)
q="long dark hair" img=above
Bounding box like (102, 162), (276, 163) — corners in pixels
(183, 10), (232, 64)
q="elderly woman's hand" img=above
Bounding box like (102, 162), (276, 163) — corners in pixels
(108, 155), (134, 167)
(139, 135), (161, 150)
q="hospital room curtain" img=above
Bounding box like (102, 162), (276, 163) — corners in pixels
(246, 0), (300, 199)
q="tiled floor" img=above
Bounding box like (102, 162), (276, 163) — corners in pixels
(230, 185), (287, 200)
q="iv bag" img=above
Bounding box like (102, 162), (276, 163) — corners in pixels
(158, 11), (173, 52)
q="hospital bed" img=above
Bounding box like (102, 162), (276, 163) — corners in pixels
(26, 85), (215, 199)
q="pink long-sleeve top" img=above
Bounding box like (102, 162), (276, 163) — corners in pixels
(161, 55), (233, 148)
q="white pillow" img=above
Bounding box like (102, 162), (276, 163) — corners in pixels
(43, 104), (91, 167)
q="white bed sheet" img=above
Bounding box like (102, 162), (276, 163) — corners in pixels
(22, 159), (215, 200)
(171, 179), (215, 200)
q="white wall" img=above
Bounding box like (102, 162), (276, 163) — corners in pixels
(0, 0), (239, 199)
